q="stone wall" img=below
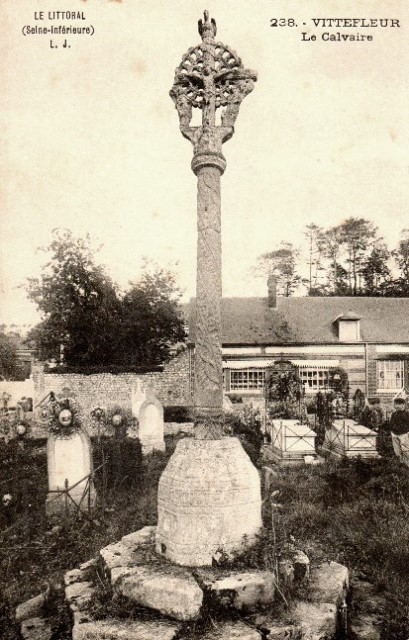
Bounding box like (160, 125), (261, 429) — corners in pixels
(31, 351), (192, 435)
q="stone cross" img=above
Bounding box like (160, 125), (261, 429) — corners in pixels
(156, 12), (261, 566)
(170, 10), (257, 438)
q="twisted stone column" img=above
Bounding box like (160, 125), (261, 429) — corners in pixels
(192, 153), (226, 439)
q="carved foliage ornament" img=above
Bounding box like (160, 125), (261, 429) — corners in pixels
(170, 11), (257, 131)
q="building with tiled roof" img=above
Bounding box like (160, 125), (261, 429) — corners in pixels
(186, 279), (409, 407)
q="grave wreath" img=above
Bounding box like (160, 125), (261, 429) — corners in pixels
(48, 397), (82, 438)
(106, 405), (134, 438)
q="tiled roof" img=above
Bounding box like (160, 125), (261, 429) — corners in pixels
(187, 297), (409, 345)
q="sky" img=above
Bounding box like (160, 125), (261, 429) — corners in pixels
(1, 0), (408, 327)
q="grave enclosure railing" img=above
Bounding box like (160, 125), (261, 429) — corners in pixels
(0, 458), (109, 542)
(46, 461), (105, 523)
(323, 419), (379, 458)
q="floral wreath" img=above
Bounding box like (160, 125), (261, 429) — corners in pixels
(106, 405), (135, 434)
(48, 397), (82, 438)
(0, 406), (31, 439)
(328, 367), (349, 399)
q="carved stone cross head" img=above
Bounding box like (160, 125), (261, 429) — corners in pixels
(170, 10), (257, 150)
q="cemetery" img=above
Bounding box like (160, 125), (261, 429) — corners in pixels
(1, 9), (409, 640)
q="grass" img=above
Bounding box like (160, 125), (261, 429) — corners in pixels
(0, 436), (177, 639)
(259, 455), (409, 639)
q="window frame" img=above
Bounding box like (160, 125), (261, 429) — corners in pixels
(298, 367), (332, 393)
(229, 368), (266, 392)
(376, 360), (405, 393)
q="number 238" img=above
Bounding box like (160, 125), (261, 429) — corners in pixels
(270, 18), (297, 27)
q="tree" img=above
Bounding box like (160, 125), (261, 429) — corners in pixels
(383, 229), (409, 297)
(321, 226), (346, 295)
(394, 229), (409, 285)
(119, 260), (186, 367)
(304, 223), (328, 295)
(360, 242), (391, 295)
(25, 231), (187, 370)
(338, 218), (378, 295)
(253, 242), (301, 297)
(25, 228), (121, 367)
(0, 331), (19, 380)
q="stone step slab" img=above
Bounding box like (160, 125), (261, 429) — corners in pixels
(65, 580), (96, 613)
(16, 590), (48, 623)
(65, 557), (97, 587)
(201, 619), (261, 639)
(100, 526), (157, 571)
(72, 617), (180, 640)
(20, 616), (53, 640)
(196, 568), (275, 612)
(293, 601), (337, 640)
(113, 564), (203, 621)
(309, 561), (349, 607)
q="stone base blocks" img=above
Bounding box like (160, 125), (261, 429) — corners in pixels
(155, 437), (263, 566)
(100, 526), (203, 622)
(16, 525), (350, 639)
(196, 569), (275, 613)
(72, 619), (179, 640)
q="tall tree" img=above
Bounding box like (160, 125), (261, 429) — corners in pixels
(304, 223), (328, 295)
(25, 228), (121, 366)
(385, 229), (409, 297)
(338, 218), (377, 295)
(253, 242), (301, 297)
(360, 241), (391, 295)
(321, 226), (346, 295)
(394, 229), (409, 284)
(119, 260), (186, 367)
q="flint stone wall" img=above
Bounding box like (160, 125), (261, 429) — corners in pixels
(31, 351), (192, 436)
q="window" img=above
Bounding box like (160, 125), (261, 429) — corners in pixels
(299, 367), (331, 392)
(338, 321), (360, 341)
(230, 369), (265, 391)
(377, 360), (404, 391)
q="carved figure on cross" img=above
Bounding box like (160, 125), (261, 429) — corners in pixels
(170, 10), (257, 152)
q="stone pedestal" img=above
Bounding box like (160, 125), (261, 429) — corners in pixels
(155, 437), (262, 566)
(46, 430), (96, 516)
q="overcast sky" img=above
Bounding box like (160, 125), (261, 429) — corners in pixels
(1, 0), (408, 326)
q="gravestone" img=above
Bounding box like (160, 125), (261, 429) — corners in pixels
(131, 379), (147, 421)
(45, 399), (96, 516)
(138, 397), (165, 454)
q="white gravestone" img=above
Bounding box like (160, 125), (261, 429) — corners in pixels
(131, 379), (147, 421)
(138, 397), (165, 454)
(46, 429), (96, 516)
